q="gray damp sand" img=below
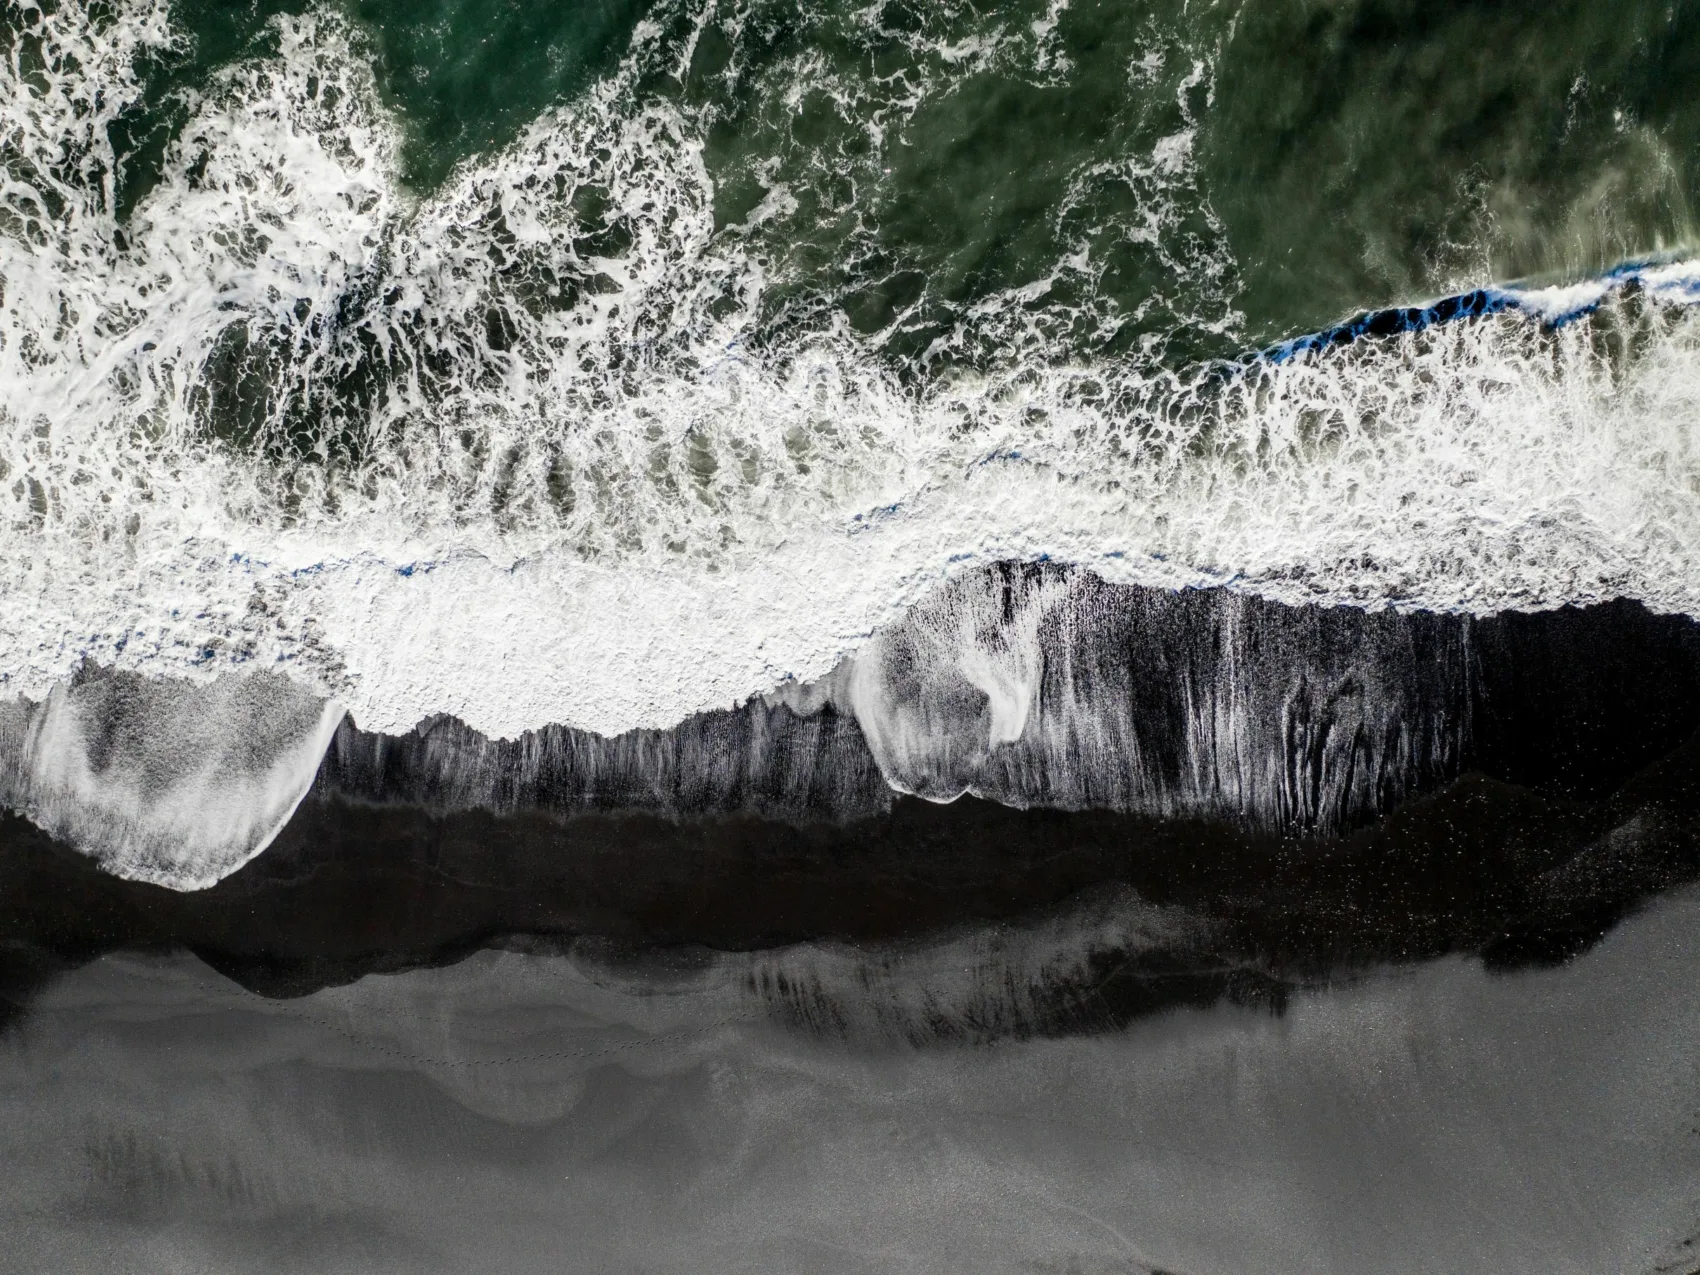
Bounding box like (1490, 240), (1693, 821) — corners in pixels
(3, 888), (1700, 1275)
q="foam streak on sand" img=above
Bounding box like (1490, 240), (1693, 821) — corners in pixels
(0, 669), (343, 888)
(13, 566), (1698, 891)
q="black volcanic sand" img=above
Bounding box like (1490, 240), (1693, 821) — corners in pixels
(7, 893), (1700, 1275)
(3, 595), (1699, 1037)
(313, 588), (1700, 829)
(2, 730), (1697, 1040)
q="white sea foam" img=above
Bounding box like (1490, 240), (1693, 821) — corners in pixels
(0, 668), (344, 887)
(2, 0), (1700, 759)
(823, 565), (1470, 826)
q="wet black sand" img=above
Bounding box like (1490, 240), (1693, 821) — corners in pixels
(4, 887), (1699, 1275)
(5, 594), (1700, 1273)
(3, 593), (1700, 1037)
(3, 700), (1699, 1041)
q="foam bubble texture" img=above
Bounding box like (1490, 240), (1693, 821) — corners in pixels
(0, 667), (344, 888)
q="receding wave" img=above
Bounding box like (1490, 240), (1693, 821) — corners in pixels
(313, 563), (1700, 832)
(0, 667), (342, 887)
(9, 563), (1697, 890)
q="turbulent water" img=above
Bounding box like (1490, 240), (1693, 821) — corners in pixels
(5, 0), (1700, 885)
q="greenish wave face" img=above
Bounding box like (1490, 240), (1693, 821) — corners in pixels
(107, 0), (652, 208)
(108, 0), (1700, 356)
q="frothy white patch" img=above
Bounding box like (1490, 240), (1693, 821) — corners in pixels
(1504, 278), (1616, 323)
(843, 567), (1065, 798)
(0, 668), (344, 888)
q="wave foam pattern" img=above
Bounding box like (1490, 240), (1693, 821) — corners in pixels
(15, 562), (1700, 889)
(2, 1), (1700, 741)
(840, 564), (1472, 823)
(322, 565), (1471, 834)
(0, 666), (343, 887)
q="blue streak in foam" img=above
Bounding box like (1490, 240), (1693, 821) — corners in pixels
(1262, 289), (1517, 364)
(850, 503), (903, 527)
(1248, 257), (1700, 367)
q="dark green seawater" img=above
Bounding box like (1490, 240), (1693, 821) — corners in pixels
(99, 0), (1700, 357)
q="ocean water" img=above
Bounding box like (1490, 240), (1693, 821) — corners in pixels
(5, 0), (1700, 754)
